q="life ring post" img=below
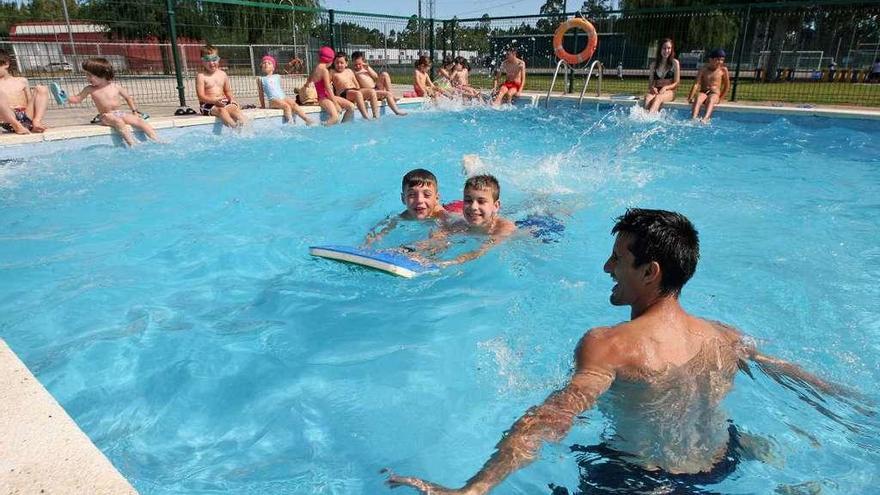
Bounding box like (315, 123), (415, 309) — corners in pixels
(553, 18), (598, 66)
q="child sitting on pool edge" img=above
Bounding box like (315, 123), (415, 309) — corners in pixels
(196, 44), (247, 128)
(256, 55), (315, 125)
(415, 174), (517, 266)
(688, 48), (730, 123)
(66, 57), (159, 146)
(364, 168), (456, 246)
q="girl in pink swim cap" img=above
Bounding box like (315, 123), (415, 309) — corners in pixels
(257, 54), (315, 125)
(307, 46), (355, 125)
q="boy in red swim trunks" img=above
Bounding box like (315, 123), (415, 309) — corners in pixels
(493, 47), (526, 106)
(0, 49), (50, 134)
(308, 46), (355, 125)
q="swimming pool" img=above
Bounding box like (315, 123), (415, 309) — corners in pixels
(1, 102), (878, 494)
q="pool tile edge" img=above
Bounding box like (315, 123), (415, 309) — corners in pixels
(0, 339), (139, 495)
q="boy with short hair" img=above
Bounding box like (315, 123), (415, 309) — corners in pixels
(351, 51), (407, 116)
(493, 47), (526, 106)
(413, 56), (448, 99)
(422, 174), (517, 266)
(0, 49), (50, 134)
(67, 57), (159, 146)
(196, 44), (247, 128)
(330, 52), (374, 120)
(688, 48), (730, 123)
(365, 168), (452, 246)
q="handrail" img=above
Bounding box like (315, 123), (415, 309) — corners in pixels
(578, 60), (604, 106)
(545, 59), (571, 107)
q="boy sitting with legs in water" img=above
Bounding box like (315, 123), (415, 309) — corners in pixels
(493, 47), (526, 106)
(330, 52), (374, 120)
(365, 168), (455, 246)
(256, 55), (315, 125)
(413, 56), (449, 99)
(0, 49), (50, 134)
(67, 57), (159, 146)
(688, 48), (730, 123)
(196, 44), (247, 128)
(351, 51), (407, 116)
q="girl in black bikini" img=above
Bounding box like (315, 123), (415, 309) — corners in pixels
(643, 38), (680, 114)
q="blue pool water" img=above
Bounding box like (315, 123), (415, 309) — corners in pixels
(1, 103), (879, 494)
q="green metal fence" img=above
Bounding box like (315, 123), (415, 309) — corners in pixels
(1, 0), (878, 112)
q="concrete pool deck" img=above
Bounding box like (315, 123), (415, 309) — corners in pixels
(0, 339), (138, 495)
(2, 91), (879, 148)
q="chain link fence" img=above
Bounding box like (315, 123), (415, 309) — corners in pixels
(1, 0), (878, 112)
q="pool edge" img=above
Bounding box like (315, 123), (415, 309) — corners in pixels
(0, 338), (140, 495)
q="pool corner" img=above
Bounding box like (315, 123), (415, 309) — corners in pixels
(0, 339), (139, 495)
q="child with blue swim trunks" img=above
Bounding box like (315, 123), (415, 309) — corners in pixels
(257, 55), (315, 125)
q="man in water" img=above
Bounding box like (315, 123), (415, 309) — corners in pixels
(387, 208), (847, 494)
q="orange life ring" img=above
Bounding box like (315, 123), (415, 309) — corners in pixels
(553, 18), (598, 65)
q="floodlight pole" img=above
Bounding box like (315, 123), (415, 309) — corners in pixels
(60, 0), (78, 66)
(166, 0), (187, 107)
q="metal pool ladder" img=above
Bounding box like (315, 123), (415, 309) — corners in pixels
(545, 59), (604, 107)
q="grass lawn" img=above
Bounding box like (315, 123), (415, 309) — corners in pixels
(464, 74), (880, 107)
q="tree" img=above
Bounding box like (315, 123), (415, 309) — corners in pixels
(537, 0), (566, 32)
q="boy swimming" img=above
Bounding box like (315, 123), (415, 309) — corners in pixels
(66, 57), (159, 146)
(415, 174), (517, 266)
(688, 48), (730, 123)
(364, 168), (454, 246)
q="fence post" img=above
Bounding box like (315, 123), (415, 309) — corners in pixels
(429, 17), (436, 79)
(451, 17), (457, 55)
(441, 20), (448, 61)
(165, 0), (187, 108)
(329, 9), (336, 50)
(249, 45), (256, 76)
(731, 5), (751, 102)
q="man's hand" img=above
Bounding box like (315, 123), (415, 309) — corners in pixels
(383, 469), (473, 495)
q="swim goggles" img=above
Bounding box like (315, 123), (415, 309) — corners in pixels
(201, 54), (220, 62)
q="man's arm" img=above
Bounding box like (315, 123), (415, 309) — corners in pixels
(387, 330), (617, 495)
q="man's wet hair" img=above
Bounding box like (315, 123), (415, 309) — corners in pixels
(351, 51), (365, 62)
(82, 57), (114, 80)
(611, 208), (699, 296)
(402, 168), (437, 191)
(464, 174), (500, 201)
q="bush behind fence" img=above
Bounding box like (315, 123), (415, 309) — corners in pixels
(1, 0), (878, 109)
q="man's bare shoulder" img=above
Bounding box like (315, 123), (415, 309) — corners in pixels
(576, 324), (640, 366)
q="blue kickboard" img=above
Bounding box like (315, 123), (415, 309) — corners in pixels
(49, 82), (68, 105)
(516, 214), (565, 243)
(309, 245), (438, 278)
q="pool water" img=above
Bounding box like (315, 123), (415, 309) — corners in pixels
(1, 103), (879, 494)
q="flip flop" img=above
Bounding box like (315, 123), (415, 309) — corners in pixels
(174, 108), (186, 116)
(90, 114), (102, 124)
(185, 108), (196, 115)
(49, 82), (68, 105)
